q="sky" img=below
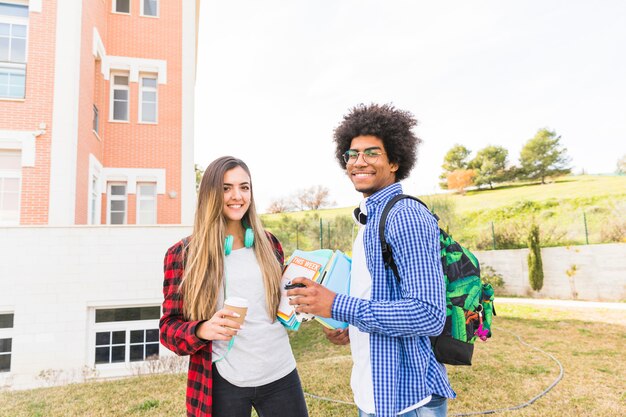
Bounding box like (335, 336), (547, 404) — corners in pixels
(194, 0), (626, 213)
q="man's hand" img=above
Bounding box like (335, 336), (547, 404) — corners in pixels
(286, 277), (336, 318)
(323, 327), (350, 345)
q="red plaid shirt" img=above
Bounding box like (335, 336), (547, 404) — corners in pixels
(159, 233), (284, 417)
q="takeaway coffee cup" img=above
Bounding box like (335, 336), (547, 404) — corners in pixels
(223, 297), (248, 327)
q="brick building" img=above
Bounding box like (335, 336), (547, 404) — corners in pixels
(0, 0), (197, 226)
(0, 0), (198, 389)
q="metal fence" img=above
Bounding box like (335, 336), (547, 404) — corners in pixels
(265, 207), (625, 255)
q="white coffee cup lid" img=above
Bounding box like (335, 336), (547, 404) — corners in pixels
(224, 297), (248, 308)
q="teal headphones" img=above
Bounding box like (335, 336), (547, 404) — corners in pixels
(224, 227), (254, 256)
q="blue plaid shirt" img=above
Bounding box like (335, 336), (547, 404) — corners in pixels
(332, 182), (455, 417)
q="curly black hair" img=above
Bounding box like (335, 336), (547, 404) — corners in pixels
(332, 103), (421, 182)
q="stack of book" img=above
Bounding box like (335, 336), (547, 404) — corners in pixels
(277, 249), (351, 331)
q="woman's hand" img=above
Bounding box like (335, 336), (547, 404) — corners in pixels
(195, 308), (242, 341)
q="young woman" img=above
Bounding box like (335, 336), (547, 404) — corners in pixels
(160, 156), (308, 417)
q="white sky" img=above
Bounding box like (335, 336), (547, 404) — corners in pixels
(194, 0), (626, 213)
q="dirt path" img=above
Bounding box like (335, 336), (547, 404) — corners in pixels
(498, 297), (625, 325)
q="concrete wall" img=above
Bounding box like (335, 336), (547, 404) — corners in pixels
(475, 243), (626, 302)
(0, 226), (191, 390)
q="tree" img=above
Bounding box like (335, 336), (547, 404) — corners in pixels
(266, 198), (295, 214)
(295, 185), (334, 210)
(439, 144), (471, 189)
(469, 145), (509, 189)
(617, 154), (626, 175)
(519, 128), (571, 184)
(194, 164), (204, 191)
(527, 223), (544, 291)
(446, 169), (476, 194)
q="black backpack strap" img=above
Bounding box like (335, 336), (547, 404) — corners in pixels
(379, 194), (439, 283)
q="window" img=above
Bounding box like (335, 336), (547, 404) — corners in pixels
(0, 2), (28, 99)
(0, 66), (25, 98)
(93, 307), (160, 365)
(0, 150), (21, 225)
(111, 74), (129, 121)
(95, 306), (160, 322)
(130, 329), (159, 361)
(0, 313), (13, 373)
(139, 76), (157, 123)
(136, 183), (156, 224)
(107, 183), (126, 224)
(113, 0), (130, 14)
(95, 330), (125, 364)
(141, 0), (158, 17)
(92, 105), (99, 134)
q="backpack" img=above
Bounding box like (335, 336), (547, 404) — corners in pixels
(379, 194), (495, 366)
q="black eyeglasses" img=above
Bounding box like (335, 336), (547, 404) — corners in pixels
(342, 149), (386, 164)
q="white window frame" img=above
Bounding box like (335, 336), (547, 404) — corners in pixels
(0, 149), (21, 226)
(136, 182), (156, 224)
(90, 306), (160, 370)
(110, 72), (129, 122)
(0, 3), (28, 100)
(138, 74), (157, 124)
(112, 0), (130, 15)
(140, 0), (158, 18)
(89, 174), (100, 225)
(106, 182), (127, 225)
(87, 154), (102, 225)
(0, 312), (14, 374)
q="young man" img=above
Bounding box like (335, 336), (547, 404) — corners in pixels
(287, 103), (455, 417)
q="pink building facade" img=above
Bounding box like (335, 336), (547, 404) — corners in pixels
(0, 0), (197, 226)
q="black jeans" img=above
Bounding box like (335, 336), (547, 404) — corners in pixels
(212, 365), (309, 417)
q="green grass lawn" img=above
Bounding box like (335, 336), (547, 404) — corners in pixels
(454, 175), (626, 214)
(1, 302), (624, 417)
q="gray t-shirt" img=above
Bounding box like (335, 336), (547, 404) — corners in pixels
(213, 247), (296, 386)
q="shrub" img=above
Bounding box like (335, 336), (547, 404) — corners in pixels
(481, 264), (505, 292)
(473, 220), (527, 250)
(527, 224), (544, 291)
(421, 194), (459, 233)
(600, 202), (626, 243)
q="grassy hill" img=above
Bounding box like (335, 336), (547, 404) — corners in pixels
(264, 175), (625, 219)
(451, 175), (626, 214)
(262, 175), (626, 251)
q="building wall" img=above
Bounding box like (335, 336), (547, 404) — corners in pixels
(73, 0), (107, 224)
(0, 0), (194, 226)
(0, 226), (191, 390)
(103, 0), (183, 224)
(475, 243), (626, 301)
(0, 1), (57, 224)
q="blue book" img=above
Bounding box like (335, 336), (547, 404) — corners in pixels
(277, 249), (352, 331)
(314, 251), (351, 330)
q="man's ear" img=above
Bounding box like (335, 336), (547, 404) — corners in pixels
(390, 163), (399, 173)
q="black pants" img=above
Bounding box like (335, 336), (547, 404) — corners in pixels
(212, 365), (309, 417)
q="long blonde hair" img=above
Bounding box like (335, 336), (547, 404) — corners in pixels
(181, 156), (282, 321)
